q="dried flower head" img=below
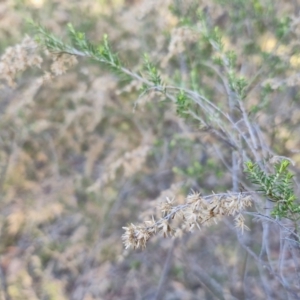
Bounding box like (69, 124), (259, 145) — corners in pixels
(122, 191), (253, 250)
(122, 223), (153, 250)
(234, 213), (250, 233)
(0, 36), (43, 87)
(49, 53), (78, 76)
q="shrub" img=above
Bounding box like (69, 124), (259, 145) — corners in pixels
(1, 1), (300, 299)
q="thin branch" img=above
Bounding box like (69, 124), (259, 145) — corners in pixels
(154, 239), (177, 300)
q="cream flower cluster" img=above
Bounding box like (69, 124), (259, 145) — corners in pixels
(122, 191), (252, 250)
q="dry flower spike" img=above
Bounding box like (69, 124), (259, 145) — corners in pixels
(122, 191), (252, 250)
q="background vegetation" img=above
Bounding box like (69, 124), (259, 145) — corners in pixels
(1, 0), (300, 299)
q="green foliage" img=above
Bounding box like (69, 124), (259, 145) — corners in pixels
(228, 72), (247, 99)
(245, 160), (300, 221)
(142, 54), (165, 92)
(175, 90), (190, 117)
(30, 20), (122, 72)
(226, 51), (237, 69)
(199, 12), (224, 52)
(173, 161), (203, 179)
(275, 16), (291, 39)
(28, 19), (68, 53)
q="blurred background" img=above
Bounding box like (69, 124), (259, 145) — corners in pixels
(1, 0), (300, 299)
